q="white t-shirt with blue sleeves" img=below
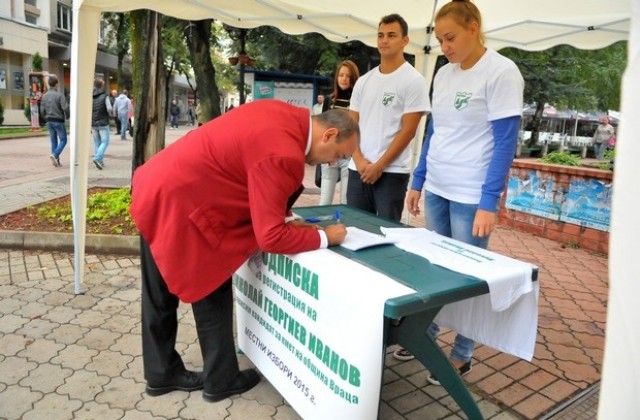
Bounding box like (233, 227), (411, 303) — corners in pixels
(425, 48), (524, 204)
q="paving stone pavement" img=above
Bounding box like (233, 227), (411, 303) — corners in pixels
(0, 127), (607, 419)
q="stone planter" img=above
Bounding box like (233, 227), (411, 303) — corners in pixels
(498, 159), (612, 253)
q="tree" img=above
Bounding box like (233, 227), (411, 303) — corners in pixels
(184, 19), (222, 121)
(225, 26), (337, 75)
(223, 25), (379, 98)
(130, 10), (166, 172)
(32, 52), (43, 72)
(160, 17), (195, 112)
(103, 12), (131, 89)
(501, 42), (627, 147)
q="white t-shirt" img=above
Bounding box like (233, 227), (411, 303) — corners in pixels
(426, 48), (524, 203)
(349, 62), (430, 173)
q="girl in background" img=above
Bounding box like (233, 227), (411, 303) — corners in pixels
(318, 60), (360, 205)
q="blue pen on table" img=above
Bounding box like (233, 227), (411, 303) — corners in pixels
(335, 209), (341, 223)
(304, 214), (335, 223)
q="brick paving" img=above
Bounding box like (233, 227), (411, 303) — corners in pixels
(0, 127), (607, 419)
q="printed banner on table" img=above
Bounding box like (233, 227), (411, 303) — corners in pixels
(234, 250), (413, 420)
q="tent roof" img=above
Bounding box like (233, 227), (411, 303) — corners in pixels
(78, 0), (630, 55)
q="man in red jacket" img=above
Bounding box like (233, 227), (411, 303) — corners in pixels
(130, 99), (359, 402)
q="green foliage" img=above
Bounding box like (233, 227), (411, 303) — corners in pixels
(0, 127), (33, 135)
(222, 25), (379, 95)
(604, 148), (615, 160)
(565, 241), (581, 249)
(35, 188), (134, 234)
(102, 12), (131, 89)
(540, 152), (582, 166)
(32, 52), (43, 72)
(594, 149), (615, 170)
(501, 42), (626, 112)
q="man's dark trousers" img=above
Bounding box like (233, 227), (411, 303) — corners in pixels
(140, 237), (240, 392)
(346, 169), (410, 222)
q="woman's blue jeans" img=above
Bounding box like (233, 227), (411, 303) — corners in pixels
(92, 125), (110, 162)
(424, 191), (490, 363)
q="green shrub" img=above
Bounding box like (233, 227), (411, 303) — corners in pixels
(24, 101), (46, 126)
(540, 152), (581, 167)
(35, 188), (135, 234)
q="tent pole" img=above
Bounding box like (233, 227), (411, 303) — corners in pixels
(70, 4), (101, 294)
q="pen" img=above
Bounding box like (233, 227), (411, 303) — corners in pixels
(304, 215), (335, 223)
(335, 210), (341, 223)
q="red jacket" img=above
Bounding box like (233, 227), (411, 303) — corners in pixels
(130, 100), (321, 302)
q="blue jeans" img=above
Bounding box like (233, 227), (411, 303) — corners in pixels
(170, 114), (179, 128)
(424, 191), (491, 363)
(319, 159), (350, 205)
(118, 113), (129, 139)
(92, 125), (110, 163)
(346, 170), (409, 222)
(594, 142), (606, 160)
(47, 121), (67, 159)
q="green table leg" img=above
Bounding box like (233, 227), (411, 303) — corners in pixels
(386, 308), (483, 420)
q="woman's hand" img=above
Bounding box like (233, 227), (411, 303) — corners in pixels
(473, 209), (497, 237)
(406, 190), (422, 216)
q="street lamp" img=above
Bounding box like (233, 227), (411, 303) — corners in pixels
(227, 29), (255, 105)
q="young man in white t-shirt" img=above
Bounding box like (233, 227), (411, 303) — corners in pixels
(348, 13), (430, 221)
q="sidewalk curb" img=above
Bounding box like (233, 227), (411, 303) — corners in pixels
(0, 230), (138, 255)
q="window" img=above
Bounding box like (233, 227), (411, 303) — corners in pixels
(25, 0), (37, 6)
(13, 72), (25, 91)
(57, 3), (72, 32)
(0, 69), (7, 90)
(98, 20), (108, 45)
(25, 12), (38, 24)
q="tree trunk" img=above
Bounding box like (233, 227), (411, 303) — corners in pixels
(526, 101), (545, 148)
(184, 20), (221, 122)
(116, 13), (129, 90)
(130, 10), (166, 174)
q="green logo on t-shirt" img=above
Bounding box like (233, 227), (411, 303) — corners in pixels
(454, 92), (472, 110)
(382, 92), (395, 107)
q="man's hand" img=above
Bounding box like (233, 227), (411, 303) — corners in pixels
(324, 223), (348, 245)
(473, 209), (497, 237)
(406, 189), (422, 216)
(359, 161), (384, 184)
(353, 154), (371, 175)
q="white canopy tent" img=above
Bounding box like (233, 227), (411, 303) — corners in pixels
(70, 1), (637, 416)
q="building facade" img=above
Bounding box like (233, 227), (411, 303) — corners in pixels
(0, 0), (131, 126)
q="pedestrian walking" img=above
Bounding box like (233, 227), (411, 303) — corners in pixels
(114, 90), (132, 140)
(91, 78), (112, 170)
(40, 75), (70, 167)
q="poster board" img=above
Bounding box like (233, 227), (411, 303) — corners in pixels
(234, 250), (413, 419)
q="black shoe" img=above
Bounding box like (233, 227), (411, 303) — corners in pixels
(427, 361), (472, 386)
(55, 157), (61, 167)
(145, 370), (204, 396)
(202, 369), (261, 403)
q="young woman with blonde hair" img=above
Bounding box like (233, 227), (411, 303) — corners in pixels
(394, 0), (525, 386)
